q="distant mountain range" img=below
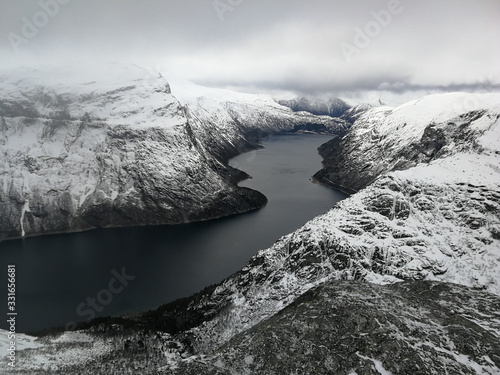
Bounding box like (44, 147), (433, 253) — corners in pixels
(277, 96), (352, 117)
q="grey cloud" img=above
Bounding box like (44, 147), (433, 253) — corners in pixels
(0, 0), (498, 100)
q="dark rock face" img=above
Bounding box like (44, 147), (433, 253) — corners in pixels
(313, 136), (362, 193)
(74, 122), (268, 231)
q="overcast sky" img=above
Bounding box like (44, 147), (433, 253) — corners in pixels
(0, 0), (499, 102)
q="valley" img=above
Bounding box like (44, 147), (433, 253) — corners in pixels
(0, 133), (346, 333)
(0, 66), (499, 374)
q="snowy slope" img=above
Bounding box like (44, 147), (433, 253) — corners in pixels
(355, 93), (500, 155)
(6, 284), (500, 374)
(0, 64), (348, 240)
(169, 78), (349, 138)
(0, 64), (181, 128)
(0, 329), (115, 373)
(0, 329), (41, 353)
(0, 64), (234, 239)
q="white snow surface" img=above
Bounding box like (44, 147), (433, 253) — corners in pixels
(357, 92), (500, 150)
(0, 63), (183, 128)
(168, 75), (287, 111)
(0, 329), (41, 353)
(0, 329), (113, 372)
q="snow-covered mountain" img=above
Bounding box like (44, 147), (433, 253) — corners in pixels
(314, 93), (500, 193)
(0, 64), (348, 240)
(147, 91), (500, 368)
(171, 93), (500, 353)
(2, 89), (500, 373)
(4, 94), (500, 374)
(169, 281), (500, 375)
(278, 96), (351, 117)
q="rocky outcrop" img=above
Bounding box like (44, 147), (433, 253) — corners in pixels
(0, 65), (348, 240)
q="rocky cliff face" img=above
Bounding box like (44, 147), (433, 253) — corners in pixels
(0, 65), (348, 240)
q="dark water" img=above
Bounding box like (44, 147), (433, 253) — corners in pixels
(0, 134), (347, 333)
